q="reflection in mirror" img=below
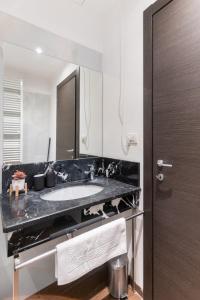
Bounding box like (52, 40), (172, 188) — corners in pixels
(56, 67), (80, 161)
(2, 42), (103, 164)
(79, 67), (102, 158)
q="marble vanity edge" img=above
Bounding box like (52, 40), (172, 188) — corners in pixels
(2, 183), (141, 233)
(8, 207), (142, 257)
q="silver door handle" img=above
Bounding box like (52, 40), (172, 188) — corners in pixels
(157, 160), (173, 168)
(66, 149), (74, 153)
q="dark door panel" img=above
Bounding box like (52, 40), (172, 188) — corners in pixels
(57, 76), (76, 160)
(153, 0), (200, 299)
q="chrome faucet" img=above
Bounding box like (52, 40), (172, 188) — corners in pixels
(98, 159), (105, 176)
(105, 161), (121, 178)
(106, 162), (116, 178)
(84, 164), (95, 181)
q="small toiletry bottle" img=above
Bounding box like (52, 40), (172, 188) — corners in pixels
(46, 166), (56, 188)
(34, 174), (45, 191)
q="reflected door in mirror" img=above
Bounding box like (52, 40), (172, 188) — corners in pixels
(56, 74), (76, 160)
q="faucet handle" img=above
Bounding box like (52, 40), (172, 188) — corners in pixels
(106, 162), (117, 178)
(88, 164), (95, 171)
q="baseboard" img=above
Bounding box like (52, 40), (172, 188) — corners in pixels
(129, 276), (143, 298)
(134, 282), (143, 298)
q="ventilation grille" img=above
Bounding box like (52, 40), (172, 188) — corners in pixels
(3, 79), (23, 164)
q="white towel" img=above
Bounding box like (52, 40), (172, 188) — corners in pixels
(55, 218), (127, 285)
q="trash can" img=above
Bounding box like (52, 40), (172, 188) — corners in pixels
(108, 254), (128, 299)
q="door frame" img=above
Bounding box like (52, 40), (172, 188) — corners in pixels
(56, 67), (80, 160)
(143, 1), (173, 299)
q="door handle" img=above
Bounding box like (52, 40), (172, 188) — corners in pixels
(66, 149), (74, 153)
(157, 160), (173, 168)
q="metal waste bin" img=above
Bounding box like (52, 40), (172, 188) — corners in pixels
(108, 254), (128, 299)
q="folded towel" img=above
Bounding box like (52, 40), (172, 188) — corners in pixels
(55, 218), (127, 285)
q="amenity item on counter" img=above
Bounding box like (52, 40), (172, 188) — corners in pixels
(33, 174), (45, 191)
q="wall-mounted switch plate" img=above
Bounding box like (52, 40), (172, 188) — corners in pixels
(127, 133), (138, 147)
(82, 136), (87, 144)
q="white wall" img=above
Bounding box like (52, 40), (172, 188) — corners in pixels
(23, 92), (51, 163)
(102, 0), (156, 290)
(79, 66), (103, 157)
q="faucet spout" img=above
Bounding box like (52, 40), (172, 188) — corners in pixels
(84, 164), (95, 181)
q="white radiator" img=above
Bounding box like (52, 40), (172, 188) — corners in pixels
(3, 79), (23, 164)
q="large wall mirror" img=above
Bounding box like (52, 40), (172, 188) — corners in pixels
(1, 41), (103, 164)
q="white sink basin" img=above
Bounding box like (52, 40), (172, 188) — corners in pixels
(40, 185), (104, 201)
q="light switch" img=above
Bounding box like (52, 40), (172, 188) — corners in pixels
(82, 136), (87, 144)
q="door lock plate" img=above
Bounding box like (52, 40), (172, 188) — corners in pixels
(156, 173), (164, 182)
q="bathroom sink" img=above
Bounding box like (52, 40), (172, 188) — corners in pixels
(40, 185), (104, 201)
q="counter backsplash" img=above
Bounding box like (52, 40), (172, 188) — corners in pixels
(2, 157), (140, 194)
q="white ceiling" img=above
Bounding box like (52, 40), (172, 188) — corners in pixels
(77, 0), (116, 15)
(3, 43), (70, 83)
(0, 0), (117, 52)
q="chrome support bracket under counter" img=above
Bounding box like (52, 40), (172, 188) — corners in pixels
(12, 210), (144, 300)
(14, 210), (144, 271)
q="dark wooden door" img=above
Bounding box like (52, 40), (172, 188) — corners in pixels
(57, 76), (76, 160)
(153, 0), (200, 299)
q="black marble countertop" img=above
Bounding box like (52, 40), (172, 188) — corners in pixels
(0, 177), (140, 233)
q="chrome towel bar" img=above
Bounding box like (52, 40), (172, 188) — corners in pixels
(14, 210), (144, 271)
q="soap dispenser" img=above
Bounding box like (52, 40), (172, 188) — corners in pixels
(45, 165), (56, 188)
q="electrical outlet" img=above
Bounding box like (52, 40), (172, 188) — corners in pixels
(127, 133), (138, 147)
